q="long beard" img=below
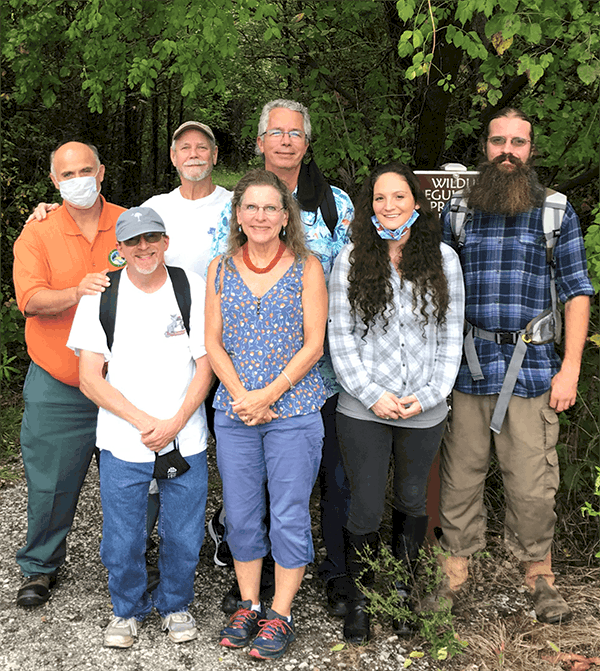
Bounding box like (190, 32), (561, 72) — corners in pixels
(467, 155), (545, 215)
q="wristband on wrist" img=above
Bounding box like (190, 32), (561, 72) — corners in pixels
(281, 371), (294, 390)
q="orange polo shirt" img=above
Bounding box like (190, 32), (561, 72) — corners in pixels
(13, 197), (126, 387)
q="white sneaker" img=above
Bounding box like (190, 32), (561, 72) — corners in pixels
(104, 616), (139, 648)
(162, 611), (197, 643)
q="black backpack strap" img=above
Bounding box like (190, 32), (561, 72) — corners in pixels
(319, 183), (338, 234)
(99, 266), (191, 353)
(166, 266), (191, 335)
(99, 267), (124, 352)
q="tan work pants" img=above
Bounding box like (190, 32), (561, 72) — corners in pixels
(439, 390), (560, 562)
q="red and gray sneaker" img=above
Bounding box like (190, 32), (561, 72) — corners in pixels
(248, 609), (296, 660)
(219, 600), (266, 648)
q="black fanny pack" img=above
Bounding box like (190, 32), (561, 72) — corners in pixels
(153, 438), (190, 479)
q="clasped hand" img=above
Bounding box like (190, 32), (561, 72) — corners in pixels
(232, 389), (279, 426)
(370, 391), (422, 420)
(138, 415), (184, 452)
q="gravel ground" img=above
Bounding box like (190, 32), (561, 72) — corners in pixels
(0, 444), (424, 671)
(2, 442), (599, 671)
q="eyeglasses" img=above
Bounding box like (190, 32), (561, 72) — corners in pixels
(488, 136), (531, 147)
(121, 232), (164, 247)
(261, 129), (305, 141)
(240, 204), (285, 217)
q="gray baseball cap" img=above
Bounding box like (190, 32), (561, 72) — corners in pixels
(172, 121), (216, 145)
(116, 207), (167, 242)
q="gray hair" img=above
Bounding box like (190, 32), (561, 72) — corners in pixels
(257, 99), (312, 142)
(50, 142), (101, 176)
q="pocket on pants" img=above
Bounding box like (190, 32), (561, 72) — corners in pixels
(540, 405), (560, 494)
(540, 404), (559, 449)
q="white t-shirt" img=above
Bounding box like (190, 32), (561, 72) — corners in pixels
(67, 268), (208, 463)
(142, 185), (232, 277)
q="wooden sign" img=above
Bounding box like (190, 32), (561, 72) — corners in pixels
(415, 168), (479, 214)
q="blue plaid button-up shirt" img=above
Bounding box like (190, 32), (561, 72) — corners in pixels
(441, 200), (594, 398)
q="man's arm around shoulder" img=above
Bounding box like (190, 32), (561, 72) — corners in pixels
(14, 218), (111, 317)
(25, 272), (111, 317)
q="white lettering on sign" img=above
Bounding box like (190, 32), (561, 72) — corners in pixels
(415, 171), (479, 213)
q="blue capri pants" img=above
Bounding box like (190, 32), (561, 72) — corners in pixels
(215, 411), (324, 569)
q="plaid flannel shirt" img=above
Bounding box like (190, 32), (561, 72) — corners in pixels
(441, 200), (594, 397)
(328, 243), (465, 413)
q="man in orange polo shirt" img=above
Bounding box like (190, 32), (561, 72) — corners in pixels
(13, 141), (125, 607)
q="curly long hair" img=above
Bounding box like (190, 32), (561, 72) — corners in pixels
(348, 162), (449, 336)
(226, 169), (309, 261)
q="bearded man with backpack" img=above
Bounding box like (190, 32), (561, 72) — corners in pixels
(433, 107), (593, 624)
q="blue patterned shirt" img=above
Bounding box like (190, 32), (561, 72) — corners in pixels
(213, 257), (326, 418)
(209, 185), (354, 398)
(441, 200), (594, 397)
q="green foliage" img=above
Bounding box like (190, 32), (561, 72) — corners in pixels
(0, 294), (27, 388)
(581, 467), (600, 559)
(584, 207), (600, 293)
(0, 400), (23, 480)
(358, 545), (467, 660)
(2, 0), (598, 192)
(3, 0), (240, 113)
(212, 166), (246, 192)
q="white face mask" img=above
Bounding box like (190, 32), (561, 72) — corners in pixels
(58, 172), (100, 209)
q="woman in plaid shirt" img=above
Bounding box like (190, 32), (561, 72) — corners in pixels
(328, 163), (465, 643)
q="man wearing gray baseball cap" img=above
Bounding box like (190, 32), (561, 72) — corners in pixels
(67, 206), (213, 648)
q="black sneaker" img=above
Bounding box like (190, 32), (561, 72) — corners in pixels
(219, 600), (266, 648)
(16, 573), (57, 607)
(208, 508), (234, 568)
(248, 609), (296, 660)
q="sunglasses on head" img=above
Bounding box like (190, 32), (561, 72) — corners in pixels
(121, 232), (164, 247)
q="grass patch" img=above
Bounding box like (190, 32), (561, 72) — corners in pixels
(212, 166), (247, 192)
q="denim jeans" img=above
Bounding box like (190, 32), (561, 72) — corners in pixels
(215, 411), (323, 569)
(99, 449), (207, 619)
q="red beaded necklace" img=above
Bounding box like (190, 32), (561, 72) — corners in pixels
(242, 241), (286, 274)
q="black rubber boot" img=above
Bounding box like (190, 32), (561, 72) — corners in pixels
(343, 527), (379, 644)
(391, 509), (429, 637)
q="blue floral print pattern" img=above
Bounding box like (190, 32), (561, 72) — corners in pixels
(213, 257), (326, 419)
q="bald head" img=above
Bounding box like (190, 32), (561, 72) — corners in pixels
(49, 141), (105, 210)
(50, 142), (101, 179)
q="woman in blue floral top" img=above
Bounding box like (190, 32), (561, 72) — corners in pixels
(205, 169), (327, 661)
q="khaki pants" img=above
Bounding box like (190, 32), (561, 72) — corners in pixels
(439, 390), (560, 562)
